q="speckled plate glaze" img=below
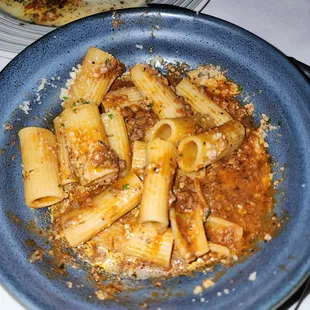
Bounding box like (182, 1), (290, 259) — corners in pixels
(0, 7), (309, 310)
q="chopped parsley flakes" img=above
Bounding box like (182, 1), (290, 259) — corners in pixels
(123, 184), (130, 190)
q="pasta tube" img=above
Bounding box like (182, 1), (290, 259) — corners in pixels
(101, 110), (131, 175)
(60, 103), (119, 186)
(209, 242), (231, 257)
(63, 47), (125, 108)
(146, 117), (196, 146)
(170, 207), (209, 262)
(176, 78), (232, 125)
(139, 139), (177, 228)
(62, 171), (143, 247)
(102, 86), (145, 111)
(205, 216), (243, 244)
(130, 64), (186, 119)
(120, 224), (174, 269)
(131, 141), (147, 178)
(177, 168), (206, 180)
(18, 127), (65, 208)
(178, 120), (245, 172)
(53, 116), (78, 185)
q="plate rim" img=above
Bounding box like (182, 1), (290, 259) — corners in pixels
(0, 6), (309, 310)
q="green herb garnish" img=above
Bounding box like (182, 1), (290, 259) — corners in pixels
(108, 113), (114, 119)
(105, 59), (111, 65)
(175, 212), (189, 221)
(123, 184), (130, 190)
(63, 96), (69, 101)
(147, 102), (153, 108)
(278, 120), (282, 127)
(238, 85), (243, 93)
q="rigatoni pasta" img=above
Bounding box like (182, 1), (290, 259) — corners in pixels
(146, 117), (196, 146)
(131, 140), (147, 178)
(176, 77), (232, 125)
(101, 109), (131, 176)
(130, 64), (186, 119)
(139, 139), (177, 228)
(177, 120), (245, 172)
(177, 168), (206, 179)
(63, 47), (125, 108)
(102, 86), (145, 111)
(53, 116), (78, 185)
(205, 216), (244, 247)
(170, 207), (209, 262)
(60, 103), (119, 186)
(209, 242), (231, 257)
(62, 171), (143, 247)
(120, 225), (174, 269)
(19, 127), (65, 208)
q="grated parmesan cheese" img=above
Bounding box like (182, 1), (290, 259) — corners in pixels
(19, 101), (31, 114)
(150, 55), (164, 68)
(249, 271), (257, 281)
(193, 285), (203, 294)
(60, 64), (82, 103)
(202, 279), (215, 289)
(264, 234), (272, 241)
(66, 281), (73, 288)
(37, 77), (47, 92)
(135, 44), (143, 50)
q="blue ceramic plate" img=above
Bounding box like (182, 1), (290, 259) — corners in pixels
(0, 7), (309, 310)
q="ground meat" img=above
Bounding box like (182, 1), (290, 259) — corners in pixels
(89, 143), (119, 169)
(121, 105), (159, 142)
(173, 175), (199, 213)
(208, 94), (249, 121)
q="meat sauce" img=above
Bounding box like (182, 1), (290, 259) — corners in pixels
(50, 67), (278, 280)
